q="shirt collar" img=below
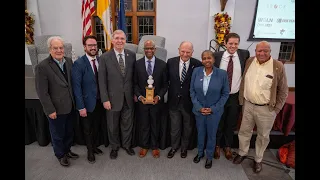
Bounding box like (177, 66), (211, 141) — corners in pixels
(86, 53), (97, 62)
(114, 49), (125, 57)
(203, 68), (213, 77)
(145, 55), (155, 63)
(179, 58), (190, 65)
(223, 51), (238, 58)
(254, 57), (273, 66)
(53, 57), (66, 64)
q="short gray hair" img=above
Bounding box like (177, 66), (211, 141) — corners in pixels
(47, 36), (65, 48)
(111, 30), (126, 40)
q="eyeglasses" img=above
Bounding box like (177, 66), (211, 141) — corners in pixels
(86, 44), (97, 47)
(51, 47), (64, 51)
(144, 47), (155, 50)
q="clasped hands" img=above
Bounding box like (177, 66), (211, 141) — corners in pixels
(200, 108), (212, 115)
(140, 96), (159, 105)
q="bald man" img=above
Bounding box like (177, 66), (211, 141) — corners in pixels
(166, 41), (202, 159)
(233, 41), (288, 173)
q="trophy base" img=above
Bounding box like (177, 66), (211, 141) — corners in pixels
(145, 87), (155, 104)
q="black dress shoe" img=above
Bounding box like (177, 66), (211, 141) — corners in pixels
(193, 154), (204, 163)
(233, 154), (247, 164)
(87, 152), (96, 164)
(180, 150), (187, 158)
(167, 149), (177, 159)
(123, 147), (135, 156)
(67, 151), (79, 159)
(58, 155), (70, 167)
(110, 149), (118, 159)
(253, 161), (262, 173)
(93, 148), (104, 156)
(205, 159), (212, 169)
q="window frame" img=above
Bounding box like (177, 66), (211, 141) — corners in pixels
(278, 42), (295, 64)
(92, 0), (157, 46)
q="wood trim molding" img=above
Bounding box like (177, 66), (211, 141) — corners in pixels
(289, 87), (295, 91)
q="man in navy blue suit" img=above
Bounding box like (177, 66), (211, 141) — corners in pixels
(71, 35), (104, 164)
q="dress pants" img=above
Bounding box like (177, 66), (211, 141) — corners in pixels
(238, 100), (277, 162)
(47, 111), (75, 159)
(195, 113), (220, 160)
(81, 99), (103, 153)
(138, 102), (161, 150)
(169, 100), (194, 150)
(106, 97), (134, 150)
(216, 92), (240, 147)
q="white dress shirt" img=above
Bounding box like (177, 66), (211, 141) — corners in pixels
(219, 51), (242, 94)
(179, 58), (190, 81)
(114, 49), (125, 68)
(86, 53), (99, 74)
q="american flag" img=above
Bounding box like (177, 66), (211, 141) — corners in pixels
(82, 0), (95, 39)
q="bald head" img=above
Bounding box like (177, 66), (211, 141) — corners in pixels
(144, 40), (156, 59)
(178, 41), (194, 62)
(255, 41), (271, 64)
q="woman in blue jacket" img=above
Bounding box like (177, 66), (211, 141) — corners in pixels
(190, 50), (230, 168)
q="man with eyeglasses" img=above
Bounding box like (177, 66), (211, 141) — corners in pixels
(35, 36), (79, 167)
(134, 40), (168, 158)
(71, 35), (104, 164)
(98, 29), (136, 159)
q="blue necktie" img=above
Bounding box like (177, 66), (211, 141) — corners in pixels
(147, 60), (152, 76)
(181, 62), (187, 83)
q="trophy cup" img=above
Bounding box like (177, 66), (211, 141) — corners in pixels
(145, 75), (155, 104)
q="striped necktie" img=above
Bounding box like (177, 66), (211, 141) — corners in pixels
(147, 60), (152, 76)
(181, 62), (187, 83)
(118, 54), (125, 76)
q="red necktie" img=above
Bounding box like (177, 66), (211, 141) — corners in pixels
(227, 55), (233, 91)
(92, 59), (100, 98)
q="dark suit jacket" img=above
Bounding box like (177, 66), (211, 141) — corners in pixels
(213, 49), (250, 75)
(166, 56), (202, 110)
(98, 49), (136, 111)
(71, 55), (99, 112)
(35, 55), (74, 115)
(190, 66), (230, 117)
(134, 56), (168, 103)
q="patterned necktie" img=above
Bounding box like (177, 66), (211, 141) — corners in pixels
(92, 59), (100, 98)
(118, 54), (125, 76)
(181, 62), (187, 83)
(227, 55), (233, 91)
(147, 60), (152, 76)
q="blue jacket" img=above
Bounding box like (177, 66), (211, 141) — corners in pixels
(71, 55), (99, 112)
(190, 66), (230, 117)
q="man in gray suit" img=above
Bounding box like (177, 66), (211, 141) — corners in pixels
(98, 30), (136, 159)
(35, 36), (79, 167)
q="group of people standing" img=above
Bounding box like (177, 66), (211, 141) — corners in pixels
(34, 30), (288, 173)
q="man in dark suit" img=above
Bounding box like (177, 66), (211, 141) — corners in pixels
(166, 41), (202, 159)
(98, 30), (136, 159)
(134, 40), (168, 158)
(213, 33), (250, 160)
(35, 36), (79, 167)
(71, 35), (104, 164)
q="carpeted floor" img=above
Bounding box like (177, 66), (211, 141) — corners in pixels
(25, 142), (294, 180)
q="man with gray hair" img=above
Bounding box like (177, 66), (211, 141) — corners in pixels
(233, 41), (288, 173)
(35, 36), (79, 167)
(98, 29), (136, 159)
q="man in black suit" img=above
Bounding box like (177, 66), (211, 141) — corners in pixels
(134, 40), (168, 158)
(35, 36), (79, 167)
(213, 33), (250, 160)
(166, 41), (202, 158)
(98, 30), (136, 159)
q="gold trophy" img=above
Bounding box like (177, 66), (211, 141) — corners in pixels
(145, 75), (155, 104)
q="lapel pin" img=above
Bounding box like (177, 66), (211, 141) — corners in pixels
(200, 79), (203, 81)
(126, 54), (129, 57)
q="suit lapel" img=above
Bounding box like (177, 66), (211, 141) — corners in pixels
(83, 56), (96, 82)
(214, 52), (223, 68)
(174, 57), (180, 81)
(48, 57), (68, 85)
(237, 50), (245, 74)
(198, 67), (205, 97)
(152, 58), (158, 77)
(111, 50), (123, 75)
(124, 50), (131, 78)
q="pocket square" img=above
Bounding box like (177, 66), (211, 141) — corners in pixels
(266, 74), (273, 79)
